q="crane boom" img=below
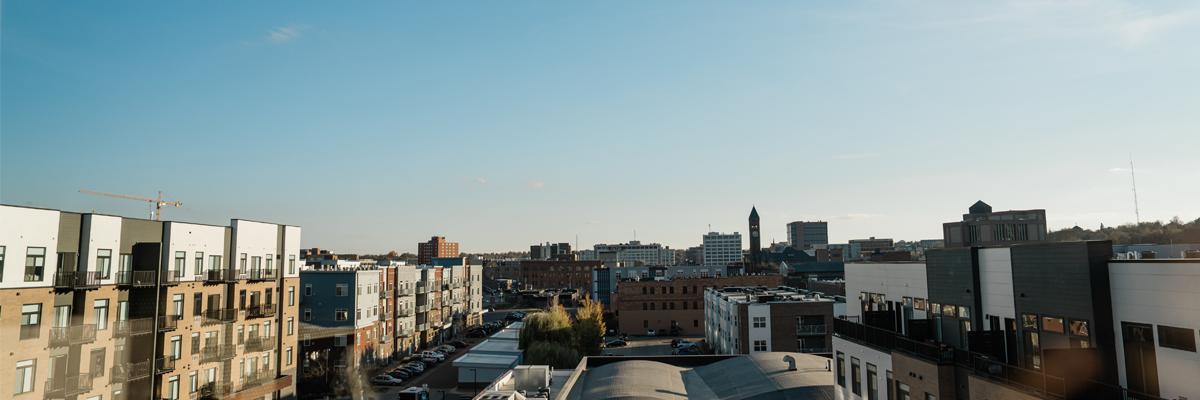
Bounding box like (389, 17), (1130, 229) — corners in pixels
(79, 189), (182, 221)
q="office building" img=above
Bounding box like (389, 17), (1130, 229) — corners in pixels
(787, 221), (829, 251)
(529, 242), (571, 260)
(705, 286), (838, 355)
(614, 274), (786, 335)
(848, 237), (893, 258)
(0, 204), (301, 400)
(942, 200), (1047, 247)
(417, 236), (458, 266)
(702, 232), (743, 266)
(587, 241), (675, 266)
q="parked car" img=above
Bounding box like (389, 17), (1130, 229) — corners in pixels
(437, 345), (457, 353)
(646, 329), (655, 336)
(674, 340), (693, 348)
(506, 313), (524, 321)
(373, 375), (404, 386)
(451, 340), (468, 348)
(388, 370), (411, 379)
(466, 330), (487, 338)
(605, 340), (627, 347)
(423, 351), (446, 361)
(670, 339), (682, 347)
(657, 329), (668, 336)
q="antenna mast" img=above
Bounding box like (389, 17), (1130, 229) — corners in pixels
(1130, 154), (1141, 225)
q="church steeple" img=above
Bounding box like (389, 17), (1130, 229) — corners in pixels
(748, 206), (761, 268)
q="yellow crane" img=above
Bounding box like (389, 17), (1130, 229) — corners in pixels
(79, 189), (182, 221)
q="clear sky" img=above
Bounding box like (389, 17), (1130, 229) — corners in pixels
(3, 1), (1198, 254)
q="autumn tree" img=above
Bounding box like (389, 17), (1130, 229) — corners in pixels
(573, 295), (606, 357)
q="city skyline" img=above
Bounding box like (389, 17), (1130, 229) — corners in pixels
(4, 1), (1200, 253)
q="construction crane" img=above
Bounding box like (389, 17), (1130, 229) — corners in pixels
(79, 190), (182, 221)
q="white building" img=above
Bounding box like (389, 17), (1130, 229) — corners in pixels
(702, 232), (743, 266)
(705, 286), (837, 355)
(1109, 258), (1200, 400)
(589, 241), (676, 266)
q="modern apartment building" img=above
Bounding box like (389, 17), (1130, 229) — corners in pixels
(297, 268), (382, 370)
(0, 204), (301, 400)
(832, 240), (1199, 400)
(704, 286), (837, 355)
(787, 221), (829, 250)
(614, 274), (786, 335)
(942, 201), (1048, 248)
(417, 237), (458, 266)
(585, 241), (675, 266)
(702, 232), (743, 266)
(529, 243), (571, 260)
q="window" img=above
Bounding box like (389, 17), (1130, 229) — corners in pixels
(0, 246), (5, 281)
(851, 357), (861, 395)
(1022, 314), (1038, 329)
(335, 309), (348, 321)
(287, 318), (294, 335)
(941, 304), (955, 316)
(190, 371), (198, 393)
(643, 303), (647, 310)
(959, 306), (970, 319)
(191, 333), (200, 354)
(357, 284), (362, 296)
(650, 303), (655, 310)
(90, 349), (105, 377)
(289, 255), (296, 275)
(237, 326), (244, 344)
(20, 304), (41, 340)
(168, 375), (179, 400)
(96, 249), (112, 279)
(303, 335), (311, 346)
(925, 393), (935, 400)
(866, 363), (878, 400)
(209, 255), (221, 272)
(694, 320), (698, 327)
(1042, 316), (1064, 333)
(239, 290), (246, 310)
(286, 347), (293, 366)
(670, 302), (675, 310)
(305, 284), (312, 296)
(836, 352), (845, 387)
(903, 297), (913, 308)
(753, 317), (766, 328)
(265, 254), (273, 271)
(171, 335), (182, 360)
(194, 252), (204, 275)
(174, 251), (186, 277)
(93, 299), (109, 330)
(173, 294), (184, 318)
(897, 382), (910, 400)
(915, 298), (926, 311)
(336, 284), (348, 296)
(1069, 319), (1089, 337)
(1158, 325), (1197, 352)
(288, 287), (295, 306)
(15, 359), (36, 394)
(683, 302), (688, 310)
(239, 254), (247, 272)
(25, 247), (46, 281)
(193, 293), (202, 317)
(335, 335), (347, 347)
(753, 340), (767, 352)
(357, 309), (362, 320)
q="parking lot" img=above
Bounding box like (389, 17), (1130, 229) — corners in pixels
(600, 334), (705, 356)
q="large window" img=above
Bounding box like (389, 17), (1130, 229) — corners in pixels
(897, 382), (911, 400)
(93, 299), (109, 330)
(288, 286), (295, 306)
(96, 249), (112, 279)
(20, 304), (41, 340)
(753, 340), (767, 352)
(335, 309), (348, 321)
(851, 357), (861, 395)
(194, 252), (204, 276)
(25, 247), (46, 281)
(171, 335), (182, 360)
(836, 352), (846, 387)
(867, 363), (878, 400)
(753, 317), (766, 328)
(336, 284), (348, 296)
(168, 375), (179, 400)
(208, 255), (221, 272)
(289, 255), (296, 275)
(90, 349), (106, 377)
(174, 252), (186, 277)
(14, 359), (36, 394)
(1158, 325), (1197, 352)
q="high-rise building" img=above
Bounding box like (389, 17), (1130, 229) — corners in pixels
(530, 242), (571, 260)
(848, 237), (894, 258)
(590, 241), (675, 266)
(941, 200), (1047, 248)
(417, 236), (458, 265)
(0, 204), (302, 400)
(787, 221), (829, 250)
(703, 232), (743, 266)
(749, 207), (761, 265)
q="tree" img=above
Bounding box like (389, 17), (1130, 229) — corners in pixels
(518, 307), (573, 350)
(525, 341), (581, 369)
(573, 295), (606, 357)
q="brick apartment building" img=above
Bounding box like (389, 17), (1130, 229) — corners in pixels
(417, 237), (458, 266)
(615, 274), (787, 335)
(519, 256), (600, 291)
(705, 286), (836, 354)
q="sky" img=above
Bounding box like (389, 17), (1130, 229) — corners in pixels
(3, 1), (1199, 254)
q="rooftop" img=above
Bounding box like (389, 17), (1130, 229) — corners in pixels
(564, 353), (834, 400)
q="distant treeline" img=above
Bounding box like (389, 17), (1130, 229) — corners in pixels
(1048, 216), (1199, 245)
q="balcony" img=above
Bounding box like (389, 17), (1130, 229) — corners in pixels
(204, 269), (234, 283)
(155, 357), (176, 374)
(246, 304), (276, 319)
(247, 268), (276, 281)
(398, 287), (414, 296)
(158, 315), (181, 332)
(380, 289), (393, 299)
(241, 369), (277, 391)
(797, 347), (831, 354)
(416, 286), (427, 294)
(416, 304), (429, 313)
(161, 271), (181, 286)
(201, 344), (236, 363)
(198, 382), (233, 400)
(380, 335), (391, 344)
(380, 311), (392, 321)
(397, 327), (414, 337)
(110, 360), (152, 383)
(452, 282), (463, 289)
(796, 324), (827, 335)
(44, 374), (93, 398)
(204, 308), (238, 324)
(48, 324), (97, 347)
(114, 318), (155, 336)
(116, 271), (157, 287)
(398, 308), (413, 317)
(52, 271), (102, 290)
(245, 336), (275, 352)
(416, 323), (429, 331)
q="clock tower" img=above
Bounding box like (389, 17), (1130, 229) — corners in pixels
(749, 206), (761, 267)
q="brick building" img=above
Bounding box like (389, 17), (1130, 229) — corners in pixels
(417, 236), (458, 266)
(615, 274), (786, 335)
(519, 257), (600, 291)
(705, 286), (836, 355)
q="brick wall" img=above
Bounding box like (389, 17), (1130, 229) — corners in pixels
(891, 352), (956, 400)
(616, 274), (786, 334)
(768, 302), (834, 352)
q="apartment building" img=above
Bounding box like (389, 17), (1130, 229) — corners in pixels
(614, 274), (786, 335)
(832, 241), (1199, 400)
(389, 263), (418, 357)
(519, 257), (600, 291)
(586, 241), (675, 266)
(529, 243), (571, 260)
(704, 286), (837, 355)
(298, 268), (381, 372)
(788, 221), (829, 250)
(0, 204), (301, 400)
(702, 232), (743, 266)
(942, 201), (1048, 248)
(417, 237), (458, 266)
(591, 264), (733, 309)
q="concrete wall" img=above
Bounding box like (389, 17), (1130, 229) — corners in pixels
(1109, 260), (1200, 400)
(833, 336), (891, 400)
(845, 262), (929, 322)
(891, 352), (955, 400)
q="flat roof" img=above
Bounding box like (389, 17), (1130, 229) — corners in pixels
(471, 339), (522, 354)
(451, 353), (519, 368)
(491, 330), (520, 341)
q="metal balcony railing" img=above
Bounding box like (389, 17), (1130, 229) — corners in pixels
(245, 336), (275, 352)
(380, 311), (392, 321)
(204, 308), (238, 323)
(796, 325), (827, 335)
(204, 269), (234, 283)
(198, 381), (232, 400)
(380, 289), (393, 299)
(416, 304), (429, 313)
(110, 360), (151, 383)
(114, 318), (155, 336)
(247, 268), (277, 281)
(246, 304), (276, 319)
(44, 374), (93, 397)
(397, 287), (414, 296)
(155, 357), (175, 374)
(241, 369), (276, 390)
(416, 286), (427, 294)
(797, 347), (831, 354)
(380, 335), (391, 344)
(397, 327), (414, 337)
(116, 271), (157, 287)
(398, 308), (413, 317)
(48, 324), (97, 347)
(158, 315), (180, 331)
(161, 271), (181, 285)
(52, 271), (102, 290)
(201, 344), (236, 363)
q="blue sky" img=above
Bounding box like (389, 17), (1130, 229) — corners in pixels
(4, 1), (1199, 253)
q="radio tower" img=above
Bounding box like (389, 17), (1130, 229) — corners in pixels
(1130, 153), (1140, 225)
